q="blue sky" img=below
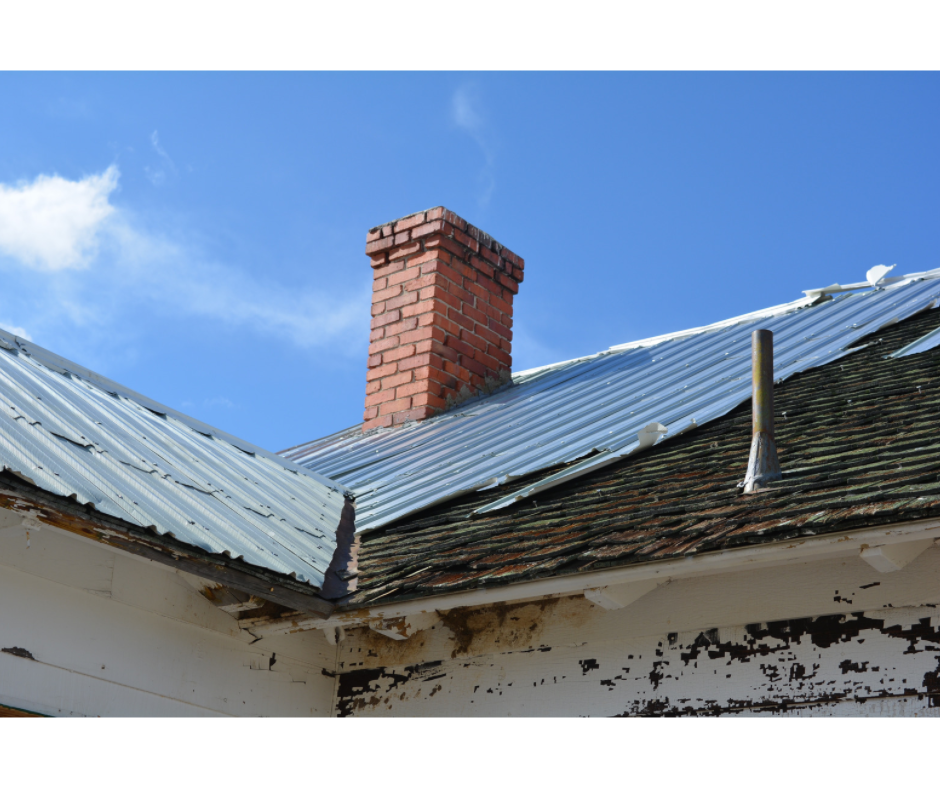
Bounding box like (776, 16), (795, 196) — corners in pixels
(0, 72), (938, 452)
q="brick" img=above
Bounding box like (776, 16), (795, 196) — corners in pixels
(388, 241), (422, 262)
(385, 318), (419, 337)
(393, 231), (410, 245)
(365, 389), (397, 407)
(479, 245), (500, 266)
(370, 328), (384, 342)
(369, 252), (388, 268)
(476, 352), (500, 373)
(388, 267), (420, 287)
(424, 234), (468, 260)
(497, 272), (519, 294)
(404, 249), (448, 269)
(399, 326), (446, 346)
(371, 310), (401, 329)
(489, 344), (512, 366)
(403, 299), (444, 318)
(500, 337), (512, 353)
(397, 379), (442, 399)
(467, 281), (491, 303)
(363, 405), (378, 421)
(367, 353), (383, 368)
(453, 228), (480, 253)
(365, 236), (394, 255)
(488, 318), (512, 340)
(392, 406), (436, 425)
(411, 392), (447, 409)
(403, 273), (442, 293)
(386, 291), (419, 310)
(445, 336), (476, 359)
(426, 207), (445, 221)
(415, 339), (458, 362)
(372, 284), (403, 303)
(417, 261), (463, 289)
(419, 312), (461, 337)
(468, 254), (495, 279)
(444, 281), (474, 306)
(366, 380), (381, 395)
(383, 344), (417, 363)
(490, 293), (513, 315)
(399, 352), (445, 372)
(460, 329), (487, 352)
(381, 224), (395, 238)
(362, 414), (393, 431)
(475, 323), (501, 347)
(371, 302), (386, 317)
(380, 398), (412, 416)
(366, 227), (383, 243)
(410, 219), (445, 240)
(366, 362), (398, 382)
(461, 303), (486, 326)
(380, 371), (413, 390)
(461, 356), (487, 377)
(369, 336), (400, 354)
(372, 277), (388, 292)
(447, 307), (474, 332)
(419, 285), (461, 311)
(475, 275), (501, 297)
(415, 365), (457, 388)
(393, 212), (427, 233)
(442, 210), (467, 232)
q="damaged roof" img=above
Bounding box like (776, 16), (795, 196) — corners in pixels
(0, 329), (350, 589)
(285, 270), (940, 531)
(346, 303), (940, 606)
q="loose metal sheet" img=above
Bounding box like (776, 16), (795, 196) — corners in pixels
(0, 331), (350, 588)
(285, 272), (940, 531)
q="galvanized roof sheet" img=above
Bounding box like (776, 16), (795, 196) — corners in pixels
(284, 269), (940, 532)
(0, 330), (350, 588)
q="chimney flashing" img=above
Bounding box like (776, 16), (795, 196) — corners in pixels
(361, 207), (524, 433)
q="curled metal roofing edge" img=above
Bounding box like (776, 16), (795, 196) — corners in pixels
(0, 328), (351, 588)
(285, 268), (940, 532)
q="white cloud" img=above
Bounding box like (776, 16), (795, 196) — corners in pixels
(0, 166), (118, 271)
(0, 166), (369, 355)
(451, 85), (496, 206)
(0, 322), (32, 341)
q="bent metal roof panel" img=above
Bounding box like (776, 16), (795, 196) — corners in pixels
(285, 269), (940, 531)
(0, 330), (350, 588)
(347, 304), (940, 606)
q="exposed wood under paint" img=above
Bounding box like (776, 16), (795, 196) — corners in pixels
(0, 473), (334, 618)
(244, 517), (940, 638)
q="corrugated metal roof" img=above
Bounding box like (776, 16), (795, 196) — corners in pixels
(284, 270), (940, 531)
(0, 330), (350, 588)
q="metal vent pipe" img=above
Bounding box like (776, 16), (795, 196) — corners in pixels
(742, 329), (782, 493)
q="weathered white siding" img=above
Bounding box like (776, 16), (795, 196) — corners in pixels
(333, 546), (940, 716)
(0, 509), (338, 716)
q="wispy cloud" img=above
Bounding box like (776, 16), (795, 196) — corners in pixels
(0, 166), (369, 356)
(451, 85), (496, 206)
(204, 396), (236, 409)
(145, 130), (178, 186)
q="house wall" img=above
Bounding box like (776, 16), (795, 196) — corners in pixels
(333, 546), (940, 716)
(0, 508), (338, 717)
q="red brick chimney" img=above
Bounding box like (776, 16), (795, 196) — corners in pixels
(362, 207), (524, 432)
